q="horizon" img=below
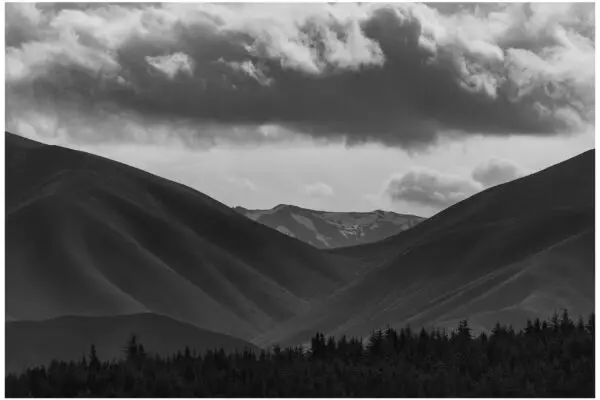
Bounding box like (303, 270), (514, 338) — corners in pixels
(6, 130), (594, 218)
(6, 2), (595, 218)
(5, 3), (595, 396)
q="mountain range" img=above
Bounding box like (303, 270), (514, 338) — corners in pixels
(234, 205), (424, 248)
(5, 131), (594, 373)
(256, 148), (595, 347)
(6, 132), (366, 371)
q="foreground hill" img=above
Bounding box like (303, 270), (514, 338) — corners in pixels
(7, 314), (594, 397)
(5, 132), (365, 341)
(256, 149), (595, 347)
(235, 205), (424, 248)
(6, 313), (257, 374)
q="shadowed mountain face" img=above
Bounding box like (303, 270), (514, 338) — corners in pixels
(5, 132), (595, 370)
(5, 132), (366, 344)
(255, 149), (595, 347)
(235, 205), (424, 249)
(6, 313), (258, 374)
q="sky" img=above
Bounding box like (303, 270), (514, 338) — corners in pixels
(5, 2), (595, 217)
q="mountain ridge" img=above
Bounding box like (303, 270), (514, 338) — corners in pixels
(6, 132), (594, 366)
(6, 132), (365, 341)
(235, 204), (424, 249)
(254, 148), (595, 347)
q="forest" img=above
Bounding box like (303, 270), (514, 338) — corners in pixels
(6, 311), (595, 397)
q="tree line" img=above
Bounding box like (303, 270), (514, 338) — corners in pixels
(6, 310), (595, 397)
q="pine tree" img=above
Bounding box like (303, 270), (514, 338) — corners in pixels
(5, 313), (595, 397)
(89, 344), (100, 370)
(561, 309), (574, 333)
(586, 314), (594, 334)
(458, 320), (471, 341)
(124, 334), (139, 361)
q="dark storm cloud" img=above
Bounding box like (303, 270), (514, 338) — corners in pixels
(6, 3), (595, 148)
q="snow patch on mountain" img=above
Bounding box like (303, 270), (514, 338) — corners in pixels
(276, 226), (296, 238)
(315, 234), (331, 248)
(291, 213), (318, 232)
(235, 204), (424, 249)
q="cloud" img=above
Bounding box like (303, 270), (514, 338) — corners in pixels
(385, 156), (529, 208)
(4, 93), (312, 148)
(219, 59), (274, 86)
(146, 52), (195, 80)
(6, 3), (595, 149)
(303, 182), (335, 198)
(385, 168), (482, 208)
(471, 157), (527, 187)
(227, 176), (257, 191)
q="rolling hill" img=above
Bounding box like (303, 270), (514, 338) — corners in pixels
(6, 313), (258, 374)
(254, 149), (595, 347)
(5, 132), (366, 344)
(6, 131), (594, 368)
(235, 204), (424, 248)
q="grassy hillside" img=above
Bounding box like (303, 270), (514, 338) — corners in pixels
(6, 132), (365, 340)
(256, 150), (595, 347)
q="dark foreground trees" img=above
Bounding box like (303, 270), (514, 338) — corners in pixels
(6, 312), (595, 397)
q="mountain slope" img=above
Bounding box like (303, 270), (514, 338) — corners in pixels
(6, 313), (258, 374)
(255, 149), (595, 347)
(6, 132), (365, 340)
(235, 204), (424, 248)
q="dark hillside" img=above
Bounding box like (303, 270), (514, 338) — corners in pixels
(6, 132), (364, 342)
(257, 150), (595, 347)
